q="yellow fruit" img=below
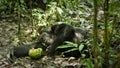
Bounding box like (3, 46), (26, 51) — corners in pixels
(29, 48), (43, 59)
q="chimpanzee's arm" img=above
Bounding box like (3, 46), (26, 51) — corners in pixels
(6, 42), (47, 63)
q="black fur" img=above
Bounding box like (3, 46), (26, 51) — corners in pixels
(6, 42), (46, 63)
(6, 23), (88, 63)
(47, 24), (75, 56)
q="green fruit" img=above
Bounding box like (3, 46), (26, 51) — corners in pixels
(29, 48), (43, 59)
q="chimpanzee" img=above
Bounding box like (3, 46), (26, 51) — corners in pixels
(6, 23), (88, 62)
(47, 23), (87, 57)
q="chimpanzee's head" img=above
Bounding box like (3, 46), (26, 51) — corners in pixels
(38, 31), (55, 45)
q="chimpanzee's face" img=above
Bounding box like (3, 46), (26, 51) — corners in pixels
(39, 31), (55, 45)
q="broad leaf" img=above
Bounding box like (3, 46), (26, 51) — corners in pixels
(57, 41), (78, 49)
(57, 44), (77, 49)
(62, 48), (78, 54)
(79, 44), (84, 51)
(65, 41), (78, 47)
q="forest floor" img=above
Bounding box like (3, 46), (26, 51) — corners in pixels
(0, 19), (83, 68)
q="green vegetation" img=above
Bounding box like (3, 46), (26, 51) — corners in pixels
(0, 0), (120, 67)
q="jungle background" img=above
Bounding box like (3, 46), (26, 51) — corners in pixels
(0, 0), (120, 68)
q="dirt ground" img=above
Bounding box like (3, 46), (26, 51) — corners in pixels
(0, 20), (83, 68)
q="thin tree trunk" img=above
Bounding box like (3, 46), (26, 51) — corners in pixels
(17, 0), (21, 34)
(30, 0), (34, 31)
(103, 0), (110, 67)
(93, 0), (98, 67)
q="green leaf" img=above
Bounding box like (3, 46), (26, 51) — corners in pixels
(57, 41), (78, 49)
(79, 44), (84, 51)
(81, 54), (86, 58)
(62, 48), (78, 54)
(20, 0), (24, 4)
(57, 7), (63, 15)
(65, 41), (78, 47)
(57, 44), (76, 49)
(86, 59), (94, 68)
(80, 58), (93, 68)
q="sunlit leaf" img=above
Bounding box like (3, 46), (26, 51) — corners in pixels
(81, 54), (86, 58)
(62, 48), (78, 54)
(57, 43), (78, 49)
(65, 41), (78, 47)
(79, 44), (84, 51)
(57, 7), (63, 15)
